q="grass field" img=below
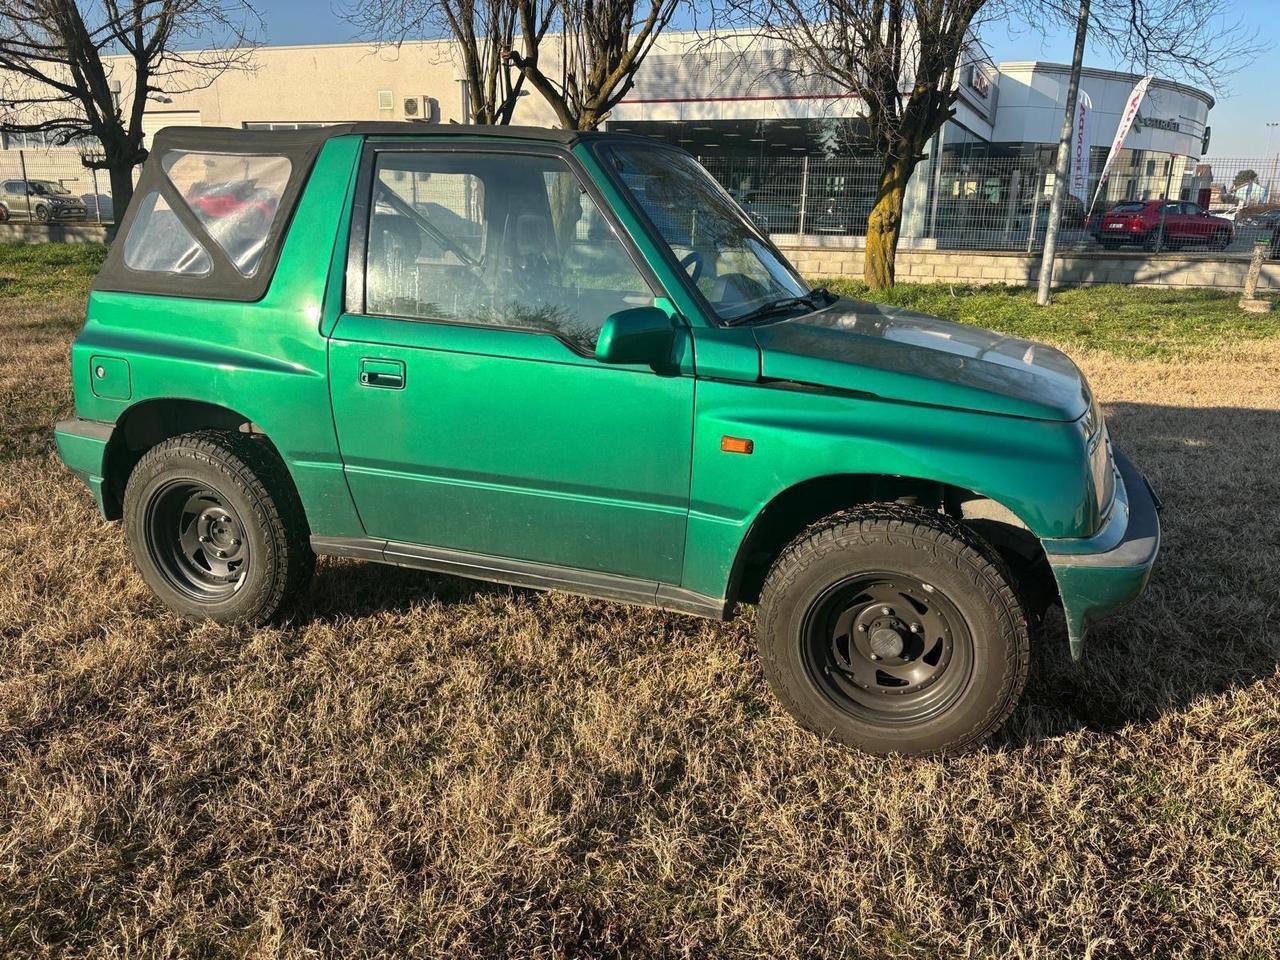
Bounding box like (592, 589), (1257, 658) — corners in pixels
(2, 243), (1280, 958)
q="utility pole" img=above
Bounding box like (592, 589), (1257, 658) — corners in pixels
(1036, 0), (1091, 306)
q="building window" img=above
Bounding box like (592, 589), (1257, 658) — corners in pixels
(242, 122), (344, 131)
(1, 129), (86, 150)
(377, 90), (394, 111)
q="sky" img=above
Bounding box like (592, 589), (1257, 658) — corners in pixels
(247, 0), (1278, 158)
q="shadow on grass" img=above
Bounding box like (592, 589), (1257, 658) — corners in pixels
(1001, 401), (1280, 748)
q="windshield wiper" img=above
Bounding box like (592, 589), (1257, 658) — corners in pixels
(723, 286), (835, 326)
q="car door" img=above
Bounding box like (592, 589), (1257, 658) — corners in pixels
(1181, 202), (1211, 242)
(327, 142), (695, 585)
(1153, 200), (1182, 241)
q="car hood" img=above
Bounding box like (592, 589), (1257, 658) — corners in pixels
(751, 298), (1091, 422)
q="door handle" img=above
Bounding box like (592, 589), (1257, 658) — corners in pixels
(359, 358), (405, 389)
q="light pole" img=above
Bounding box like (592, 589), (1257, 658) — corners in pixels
(1036, 0), (1091, 306)
(1265, 122), (1279, 203)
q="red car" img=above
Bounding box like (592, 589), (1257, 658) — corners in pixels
(1090, 199), (1234, 251)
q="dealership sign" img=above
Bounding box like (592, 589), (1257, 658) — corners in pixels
(1134, 112), (1180, 133)
(1089, 75), (1154, 213)
(1069, 91), (1093, 203)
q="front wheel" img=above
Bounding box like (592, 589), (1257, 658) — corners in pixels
(33, 204), (49, 223)
(1211, 228), (1231, 251)
(123, 430), (314, 624)
(756, 506), (1031, 755)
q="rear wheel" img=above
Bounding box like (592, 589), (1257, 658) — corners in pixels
(123, 430), (314, 624)
(756, 505), (1030, 755)
(1144, 227), (1167, 252)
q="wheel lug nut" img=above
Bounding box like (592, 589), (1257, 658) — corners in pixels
(199, 535), (209, 543)
(870, 653), (880, 661)
(880, 606), (891, 615)
(857, 623), (867, 632)
(910, 623), (920, 633)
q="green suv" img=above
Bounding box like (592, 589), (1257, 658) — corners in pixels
(54, 125), (1160, 754)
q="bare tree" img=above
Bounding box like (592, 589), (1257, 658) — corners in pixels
(710, 0), (988, 289)
(340, 0), (553, 124)
(506, 0), (683, 131)
(0, 0), (261, 218)
(718, 0), (1262, 290)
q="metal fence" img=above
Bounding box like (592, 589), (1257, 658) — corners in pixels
(2, 144), (1278, 259)
(700, 153), (1280, 256)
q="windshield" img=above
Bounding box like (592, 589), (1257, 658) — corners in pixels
(603, 144), (810, 322)
(31, 181), (69, 196)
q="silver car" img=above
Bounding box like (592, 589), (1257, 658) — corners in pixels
(0, 178), (89, 222)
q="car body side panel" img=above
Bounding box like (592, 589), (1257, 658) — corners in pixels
(679, 376), (1094, 601)
(69, 136), (366, 537)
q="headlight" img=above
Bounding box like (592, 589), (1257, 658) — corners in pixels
(1081, 393), (1115, 521)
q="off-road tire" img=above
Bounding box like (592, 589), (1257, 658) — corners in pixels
(123, 430), (314, 624)
(756, 505), (1030, 755)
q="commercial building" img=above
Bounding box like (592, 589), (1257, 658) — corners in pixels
(0, 31), (1217, 233)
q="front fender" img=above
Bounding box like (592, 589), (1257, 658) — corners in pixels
(680, 379), (1096, 602)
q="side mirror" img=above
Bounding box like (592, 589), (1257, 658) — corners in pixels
(595, 306), (675, 366)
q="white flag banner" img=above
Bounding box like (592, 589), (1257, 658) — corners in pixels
(1090, 74), (1154, 213)
(1068, 90), (1093, 203)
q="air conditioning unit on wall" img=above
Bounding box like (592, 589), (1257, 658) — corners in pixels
(403, 96), (440, 122)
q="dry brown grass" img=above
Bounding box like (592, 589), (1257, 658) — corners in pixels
(2, 265), (1280, 958)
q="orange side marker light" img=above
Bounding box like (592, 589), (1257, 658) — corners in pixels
(721, 436), (754, 455)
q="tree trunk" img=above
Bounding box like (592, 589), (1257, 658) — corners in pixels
(864, 153), (916, 290)
(107, 161), (136, 224)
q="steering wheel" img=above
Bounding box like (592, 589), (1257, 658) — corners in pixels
(679, 250), (704, 285)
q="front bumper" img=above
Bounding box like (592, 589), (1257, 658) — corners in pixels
(1041, 448), (1161, 659)
(53, 417), (114, 517)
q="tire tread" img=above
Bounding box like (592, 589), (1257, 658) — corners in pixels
(757, 503), (1030, 754)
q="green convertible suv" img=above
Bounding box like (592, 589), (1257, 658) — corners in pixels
(54, 125), (1160, 754)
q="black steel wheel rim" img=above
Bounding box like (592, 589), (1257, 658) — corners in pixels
(144, 480), (250, 602)
(801, 571), (974, 724)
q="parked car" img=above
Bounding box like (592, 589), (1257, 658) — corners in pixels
(0, 178), (89, 222)
(1092, 199), (1233, 251)
(54, 125), (1160, 756)
(1236, 206), (1280, 230)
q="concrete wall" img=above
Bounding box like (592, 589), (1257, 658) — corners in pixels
(779, 244), (1280, 292)
(0, 223), (113, 244)
(2, 226), (1274, 294)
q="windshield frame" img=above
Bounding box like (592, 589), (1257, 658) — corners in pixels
(587, 138), (814, 328)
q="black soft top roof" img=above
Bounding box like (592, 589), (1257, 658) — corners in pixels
(95, 123), (660, 303)
(150, 122), (629, 152)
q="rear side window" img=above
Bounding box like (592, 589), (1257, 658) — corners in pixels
(94, 126), (331, 302)
(123, 193), (213, 275)
(1111, 202), (1145, 213)
(161, 152), (292, 276)
(124, 152), (290, 278)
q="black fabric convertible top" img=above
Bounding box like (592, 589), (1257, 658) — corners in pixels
(94, 123), (610, 302)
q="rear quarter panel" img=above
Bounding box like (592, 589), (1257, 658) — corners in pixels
(70, 136), (365, 535)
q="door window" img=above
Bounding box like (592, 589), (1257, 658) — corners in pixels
(364, 151), (654, 353)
